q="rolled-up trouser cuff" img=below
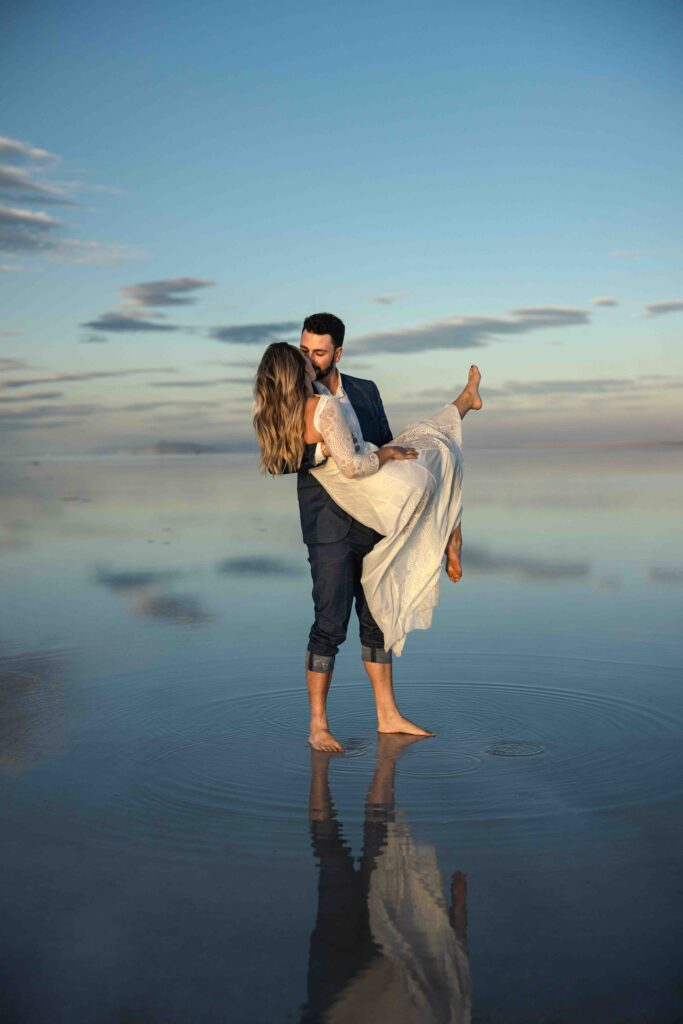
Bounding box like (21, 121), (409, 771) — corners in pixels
(307, 649), (335, 674)
(361, 644), (392, 664)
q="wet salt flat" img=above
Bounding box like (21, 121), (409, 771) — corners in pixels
(1, 447), (682, 1023)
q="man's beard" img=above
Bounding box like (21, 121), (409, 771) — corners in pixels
(315, 358), (335, 381)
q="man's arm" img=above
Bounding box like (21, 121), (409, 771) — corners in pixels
(373, 382), (393, 446)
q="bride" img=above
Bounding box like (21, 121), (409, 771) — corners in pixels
(253, 342), (482, 657)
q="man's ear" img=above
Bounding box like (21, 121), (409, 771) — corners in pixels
(334, 346), (343, 365)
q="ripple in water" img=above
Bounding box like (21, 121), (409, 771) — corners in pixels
(485, 740), (545, 757)
(17, 657), (683, 863)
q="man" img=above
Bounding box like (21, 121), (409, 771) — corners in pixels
(298, 312), (434, 752)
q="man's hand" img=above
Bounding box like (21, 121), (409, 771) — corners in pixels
(386, 445), (418, 461)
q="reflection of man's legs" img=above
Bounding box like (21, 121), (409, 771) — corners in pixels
(300, 750), (382, 1023)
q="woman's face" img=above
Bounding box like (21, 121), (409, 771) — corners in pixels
(302, 353), (317, 386)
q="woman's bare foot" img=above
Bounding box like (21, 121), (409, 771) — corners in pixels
(308, 727), (346, 752)
(445, 524), (463, 582)
(377, 713), (435, 737)
(463, 364), (482, 410)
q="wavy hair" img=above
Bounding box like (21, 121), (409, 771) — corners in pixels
(253, 342), (308, 475)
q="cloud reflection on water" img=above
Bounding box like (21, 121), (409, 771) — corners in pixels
(216, 556), (303, 577)
(464, 544), (590, 582)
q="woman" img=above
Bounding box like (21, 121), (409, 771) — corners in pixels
(253, 343), (481, 656)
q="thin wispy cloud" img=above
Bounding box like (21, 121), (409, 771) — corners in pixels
(643, 300), (683, 317)
(0, 164), (78, 206)
(0, 204), (62, 252)
(119, 399), (221, 412)
(209, 321), (300, 345)
(0, 390), (63, 403)
(353, 306), (590, 354)
(0, 367), (177, 390)
(591, 296), (618, 306)
(0, 402), (101, 422)
(148, 376), (241, 388)
(121, 277), (215, 308)
(0, 134), (133, 266)
(0, 358), (30, 371)
(369, 293), (407, 305)
(0, 137), (58, 165)
(81, 312), (179, 334)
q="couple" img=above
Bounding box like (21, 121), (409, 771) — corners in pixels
(253, 312), (482, 753)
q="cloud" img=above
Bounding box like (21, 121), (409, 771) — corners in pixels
(0, 203), (62, 253)
(369, 293), (407, 305)
(0, 358), (30, 371)
(643, 300), (683, 317)
(209, 321), (300, 345)
(81, 312), (178, 334)
(0, 391), (63, 403)
(591, 296), (618, 307)
(147, 376), (249, 389)
(0, 263), (24, 272)
(353, 306), (590, 354)
(0, 163), (78, 205)
(499, 377), (634, 396)
(0, 136), (58, 165)
(0, 135), (133, 265)
(121, 277), (216, 308)
(0, 367), (177, 389)
(119, 399), (221, 412)
(216, 556), (302, 577)
(46, 239), (140, 266)
(0, 401), (101, 418)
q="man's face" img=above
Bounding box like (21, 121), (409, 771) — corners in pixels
(300, 331), (341, 381)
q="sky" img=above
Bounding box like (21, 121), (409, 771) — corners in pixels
(1, 0), (682, 455)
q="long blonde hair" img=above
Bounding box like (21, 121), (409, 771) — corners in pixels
(253, 342), (308, 475)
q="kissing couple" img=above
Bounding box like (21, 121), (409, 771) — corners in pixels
(253, 312), (482, 752)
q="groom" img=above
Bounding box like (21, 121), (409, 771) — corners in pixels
(297, 312), (434, 752)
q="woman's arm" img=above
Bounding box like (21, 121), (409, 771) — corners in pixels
(316, 396), (417, 479)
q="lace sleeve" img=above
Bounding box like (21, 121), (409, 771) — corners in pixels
(313, 396), (380, 478)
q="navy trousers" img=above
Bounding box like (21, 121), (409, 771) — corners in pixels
(306, 519), (390, 670)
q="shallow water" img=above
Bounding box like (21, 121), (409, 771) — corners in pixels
(1, 447), (682, 1023)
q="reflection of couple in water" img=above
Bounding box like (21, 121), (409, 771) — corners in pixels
(253, 312), (482, 751)
(300, 734), (472, 1023)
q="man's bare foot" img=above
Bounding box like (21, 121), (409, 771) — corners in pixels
(308, 727), (346, 752)
(377, 733), (432, 758)
(377, 713), (435, 737)
(462, 364), (482, 410)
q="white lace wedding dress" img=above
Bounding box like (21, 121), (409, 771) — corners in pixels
(310, 394), (464, 657)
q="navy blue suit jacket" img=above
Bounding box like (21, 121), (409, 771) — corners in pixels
(297, 373), (393, 545)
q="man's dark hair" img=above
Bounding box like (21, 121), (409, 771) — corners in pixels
(302, 312), (345, 350)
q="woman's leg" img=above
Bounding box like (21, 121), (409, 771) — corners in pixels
(453, 364), (482, 419)
(446, 365), (480, 581)
(446, 522), (463, 582)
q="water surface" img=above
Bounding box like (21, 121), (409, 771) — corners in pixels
(1, 447), (682, 1023)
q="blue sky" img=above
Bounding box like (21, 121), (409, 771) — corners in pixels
(1, 0), (682, 453)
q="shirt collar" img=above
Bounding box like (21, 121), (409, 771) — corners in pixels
(314, 373), (345, 398)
